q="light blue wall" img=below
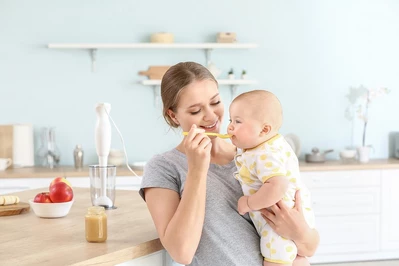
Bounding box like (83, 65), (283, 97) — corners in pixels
(1, 0), (398, 166)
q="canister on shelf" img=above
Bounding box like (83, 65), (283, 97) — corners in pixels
(73, 144), (84, 169)
(85, 206), (107, 243)
(150, 32), (174, 43)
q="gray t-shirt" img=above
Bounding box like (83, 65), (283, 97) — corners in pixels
(140, 148), (263, 266)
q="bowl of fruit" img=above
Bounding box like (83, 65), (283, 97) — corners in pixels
(29, 177), (74, 218)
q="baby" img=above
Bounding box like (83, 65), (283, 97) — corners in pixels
(227, 90), (315, 266)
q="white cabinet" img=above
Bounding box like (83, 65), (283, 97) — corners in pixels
(301, 169), (399, 264)
(316, 215), (380, 255)
(381, 169), (399, 251)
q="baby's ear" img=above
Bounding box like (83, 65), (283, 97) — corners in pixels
(260, 124), (271, 135)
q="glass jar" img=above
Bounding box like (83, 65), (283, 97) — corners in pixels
(85, 206), (107, 243)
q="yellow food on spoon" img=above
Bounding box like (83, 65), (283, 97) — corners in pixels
(0, 195), (20, 206)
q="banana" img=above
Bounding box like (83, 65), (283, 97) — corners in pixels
(0, 195), (20, 206)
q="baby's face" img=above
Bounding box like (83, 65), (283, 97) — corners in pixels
(227, 100), (265, 150)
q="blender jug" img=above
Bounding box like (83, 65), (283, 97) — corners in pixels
(89, 165), (116, 209)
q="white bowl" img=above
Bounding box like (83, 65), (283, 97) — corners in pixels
(340, 149), (357, 159)
(29, 199), (74, 218)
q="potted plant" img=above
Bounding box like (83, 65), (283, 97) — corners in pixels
(241, 70), (247, 79)
(345, 86), (390, 163)
(228, 68), (235, 80)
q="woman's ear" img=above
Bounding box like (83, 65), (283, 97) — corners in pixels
(167, 109), (180, 125)
(260, 124), (271, 135)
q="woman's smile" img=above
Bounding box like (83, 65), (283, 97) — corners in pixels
(200, 120), (218, 131)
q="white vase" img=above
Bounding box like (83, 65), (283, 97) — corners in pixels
(357, 146), (371, 163)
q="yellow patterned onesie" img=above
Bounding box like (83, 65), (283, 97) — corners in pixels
(234, 134), (315, 264)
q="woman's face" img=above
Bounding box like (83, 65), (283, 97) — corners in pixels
(168, 79), (224, 133)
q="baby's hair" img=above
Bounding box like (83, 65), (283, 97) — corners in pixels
(233, 90), (283, 131)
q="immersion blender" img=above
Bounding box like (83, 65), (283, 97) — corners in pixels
(94, 103), (113, 208)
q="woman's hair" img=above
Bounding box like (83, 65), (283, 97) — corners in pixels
(161, 62), (218, 128)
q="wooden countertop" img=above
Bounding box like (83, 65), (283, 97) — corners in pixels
(0, 188), (162, 266)
(299, 158), (399, 171)
(0, 166), (143, 178)
(1, 159), (399, 178)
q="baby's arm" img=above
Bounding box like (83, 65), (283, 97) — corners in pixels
(238, 176), (288, 215)
(249, 176), (288, 210)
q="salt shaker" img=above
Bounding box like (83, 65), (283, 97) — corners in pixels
(74, 144), (84, 169)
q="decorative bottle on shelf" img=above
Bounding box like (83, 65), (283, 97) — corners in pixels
(73, 144), (84, 169)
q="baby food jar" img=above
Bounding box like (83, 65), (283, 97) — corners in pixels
(85, 206), (107, 243)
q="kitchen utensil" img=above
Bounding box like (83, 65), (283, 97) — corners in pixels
(138, 66), (171, 80)
(305, 147), (334, 163)
(0, 158), (12, 171)
(94, 103), (113, 208)
(182, 132), (232, 139)
(0, 202), (30, 216)
(0, 124), (34, 168)
(108, 149), (125, 166)
(89, 165), (116, 210)
(284, 133), (301, 157)
(340, 149), (357, 159)
(74, 144), (84, 169)
(29, 199), (73, 218)
(207, 62), (221, 78)
(37, 127), (61, 168)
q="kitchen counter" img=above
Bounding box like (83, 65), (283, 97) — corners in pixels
(1, 159), (399, 178)
(1, 188), (162, 266)
(0, 166), (143, 178)
(299, 158), (399, 171)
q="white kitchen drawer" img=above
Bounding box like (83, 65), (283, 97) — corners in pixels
(315, 215), (380, 255)
(311, 187), (380, 216)
(381, 169), (399, 251)
(301, 170), (380, 189)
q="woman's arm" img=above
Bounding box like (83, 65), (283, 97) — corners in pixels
(259, 190), (320, 257)
(144, 125), (212, 265)
(144, 173), (206, 264)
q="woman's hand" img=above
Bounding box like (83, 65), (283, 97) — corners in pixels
(183, 124), (212, 173)
(259, 190), (311, 242)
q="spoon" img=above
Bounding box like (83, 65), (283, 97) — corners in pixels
(182, 132), (232, 139)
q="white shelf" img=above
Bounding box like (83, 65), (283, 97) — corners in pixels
(140, 79), (257, 86)
(47, 43), (258, 49)
(47, 42), (258, 72)
(142, 79), (258, 105)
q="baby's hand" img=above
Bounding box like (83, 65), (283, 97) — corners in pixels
(237, 196), (251, 215)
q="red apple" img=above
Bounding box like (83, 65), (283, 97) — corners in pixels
(49, 182), (74, 203)
(34, 192), (53, 203)
(49, 177), (72, 190)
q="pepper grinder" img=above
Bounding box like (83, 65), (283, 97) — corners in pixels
(74, 144), (84, 169)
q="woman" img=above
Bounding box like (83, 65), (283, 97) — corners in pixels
(140, 62), (319, 265)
